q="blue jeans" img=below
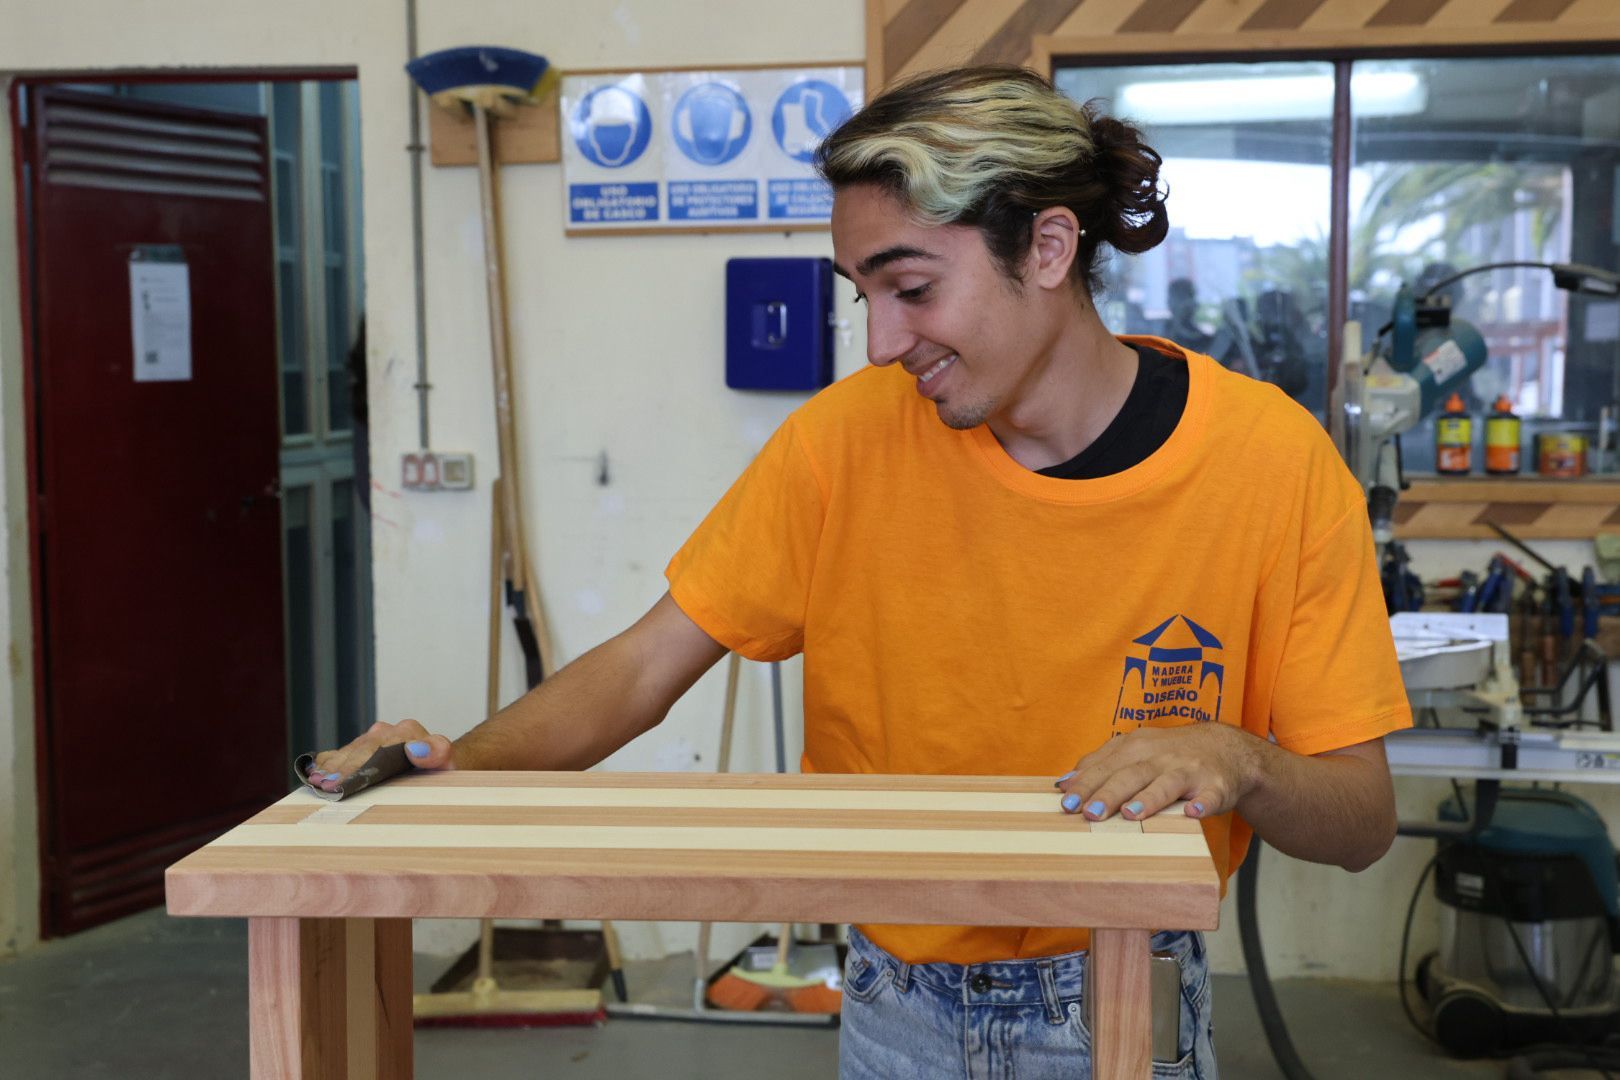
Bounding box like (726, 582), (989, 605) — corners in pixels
(839, 926), (1217, 1079)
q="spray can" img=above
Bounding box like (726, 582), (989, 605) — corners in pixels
(1485, 396), (1521, 475)
(1436, 392), (1473, 475)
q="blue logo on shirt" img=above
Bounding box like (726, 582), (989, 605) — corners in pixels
(1112, 615), (1225, 735)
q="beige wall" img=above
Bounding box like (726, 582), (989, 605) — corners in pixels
(2, 0), (1616, 982)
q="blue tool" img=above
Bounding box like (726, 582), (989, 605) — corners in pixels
(1582, 566), (1620, 639)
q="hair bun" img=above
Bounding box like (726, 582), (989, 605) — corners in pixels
(1085, 110), (1169, 256)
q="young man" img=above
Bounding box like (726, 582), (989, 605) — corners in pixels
(311, 67), (1409, 1078)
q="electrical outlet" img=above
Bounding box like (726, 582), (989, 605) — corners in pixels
(402, 451), (474, 491)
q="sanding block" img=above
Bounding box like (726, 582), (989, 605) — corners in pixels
(292, 743), (413, 801)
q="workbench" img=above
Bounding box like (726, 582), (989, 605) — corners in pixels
(165, 772), (1221, 1079)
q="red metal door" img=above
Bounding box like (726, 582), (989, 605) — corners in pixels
(20, 87), (287, 934)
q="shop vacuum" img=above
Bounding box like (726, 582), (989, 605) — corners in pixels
(1413, 788), (1620, 1060)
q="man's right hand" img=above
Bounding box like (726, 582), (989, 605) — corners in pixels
(305, 719), (455, 792)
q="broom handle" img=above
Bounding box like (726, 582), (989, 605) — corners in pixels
(473, 102), (529, 597)
(487, 476), (505, 716)
(695, 652), (745, 990)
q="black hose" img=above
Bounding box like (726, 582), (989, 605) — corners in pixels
(1237, 841), (1317, 1080)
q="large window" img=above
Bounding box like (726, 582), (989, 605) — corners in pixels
(1055, 62), (1335, 416)
(1057, 51), (1620, 454)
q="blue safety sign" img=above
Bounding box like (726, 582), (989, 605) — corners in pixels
(771, 79), (853, 164)
(768, 178), (834, 220)
(570, 182), (659, 224)
(672, 82), (752, 166)
(560, 67), (862, 231)
(570, 85), (653, 169)
(670, 180), (759, 221)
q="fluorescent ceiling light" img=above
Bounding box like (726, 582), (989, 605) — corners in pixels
(1116, 71), (1426, 125)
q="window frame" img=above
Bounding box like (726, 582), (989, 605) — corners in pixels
(1045, 36), (1620, 411)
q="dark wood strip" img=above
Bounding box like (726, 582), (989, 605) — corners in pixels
(1475, 502), (1552, 525)
(1367, 0), (1449, 27)
(1118, 0), (1204, 34)
(1496, 0), (1578, 22)
(886, 0), (973, 82)
(971, 0), (1089, 66)
(1240, 0), (1329, 31)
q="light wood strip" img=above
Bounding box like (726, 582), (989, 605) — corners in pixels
(302, 804), (369, 825)
(1052, 0), (1149, 36)
(386, 771), (1072, 792)
(344, 920), (376, 1080)
(1496, 0), (1578, 19)
(214, 823), (1212, 859)
(1092, 928), (1153, 1079)
(886, 0), (973, 80)
(279, 786), (1075, 813)
(1087, 816), (1145, 834)
(1536, 503), (1614, 534)
(1301, 0), (1395, 29)
(1420, 502), (1490, 534)
(253, 804), (1112, 832)
(1562, 0), (1620, 22)
(1429, 0), (1519, 27)
(1402, 480), (1620, 504)
(1141, 814), (1205, 834)
(898, 0), (1025, 80)
(1366, 0), (1450, 25)
(1178, 0), (1274, 33)
(972, 0), (1089, 64)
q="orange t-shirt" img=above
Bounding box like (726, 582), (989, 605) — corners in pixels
(665, 337), (1412, 964)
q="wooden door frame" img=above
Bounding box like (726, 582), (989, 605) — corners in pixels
(7, 65), (355, 938)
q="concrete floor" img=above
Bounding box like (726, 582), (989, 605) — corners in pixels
(0, 908), (1599, 1078)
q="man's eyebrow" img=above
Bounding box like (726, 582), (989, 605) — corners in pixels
(833, 246), (942, 281)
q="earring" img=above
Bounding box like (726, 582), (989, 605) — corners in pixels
(1079, 227), (1088, 238)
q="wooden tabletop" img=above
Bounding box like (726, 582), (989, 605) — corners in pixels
(166, 772), (1221, 931)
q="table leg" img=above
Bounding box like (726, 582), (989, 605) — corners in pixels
(248, 916), (414, 1079)
(1090, 928), (1151, 1080)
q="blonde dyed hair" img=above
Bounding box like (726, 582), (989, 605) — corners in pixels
(815, 66), (1167, 291)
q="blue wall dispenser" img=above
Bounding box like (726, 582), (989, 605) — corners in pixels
(725, 257), (835, 391)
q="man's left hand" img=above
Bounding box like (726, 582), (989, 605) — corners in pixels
(1053, 723), (1263, 821)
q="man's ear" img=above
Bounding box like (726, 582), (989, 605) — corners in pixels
(1028, 207), (1081, 290)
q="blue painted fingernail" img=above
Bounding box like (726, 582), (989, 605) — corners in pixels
(1054, 770), (1077, 787)
(324, 772), (341, 782)
(406, 741), (430, 758)
(1191, 802), (1206, 817)
(1061, 793), (1081, 813)
(1126, 801), (1144, 817)
(1087, 801), (1106, 817)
